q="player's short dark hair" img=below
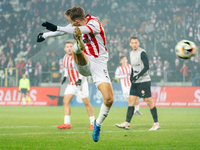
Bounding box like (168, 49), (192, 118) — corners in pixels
(65, 41), (73, 45)
(120, 55), (126, 60)
(65, 6), (85, 21)
(130, 37), (139, 42)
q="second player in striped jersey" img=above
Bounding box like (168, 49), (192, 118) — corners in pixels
(115, 56), (142, 116)
(57, 41), (95, 130)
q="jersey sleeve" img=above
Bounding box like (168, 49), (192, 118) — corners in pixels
(62, 56), (68, 78)
(43, 31), (66, 39)
(137, 51), (149, 77)
(57, 25), (91, 34)
(85, 20), (100, 34)
(115, 67), (127, 79)
(57, 20), (100, 34)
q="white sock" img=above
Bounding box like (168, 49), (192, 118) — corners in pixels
(73, 43), (82, 54)
(134, 104), (139, 113)
(64, 115), (70, 124)
(96, 103), (110, 126)
(89, 116), (95, 125)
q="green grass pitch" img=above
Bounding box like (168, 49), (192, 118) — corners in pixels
(0, 106), (200, 150)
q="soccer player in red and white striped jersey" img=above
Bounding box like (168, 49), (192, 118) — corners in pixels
(115, 56), (141, 115)
(37, 6), (114, 142)
(57, 41), (95, 130)
(115, 57), (132, 92)
(62, 51), (79, 86)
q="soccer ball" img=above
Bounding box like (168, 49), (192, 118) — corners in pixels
(175, 40), (197, 59)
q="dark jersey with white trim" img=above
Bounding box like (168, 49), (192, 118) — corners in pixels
(130, 47), (151, 83)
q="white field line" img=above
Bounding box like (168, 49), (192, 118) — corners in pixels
(0, 128), (200, 136)
(0, 126), (39, 129)
(0, 122), (200, 129)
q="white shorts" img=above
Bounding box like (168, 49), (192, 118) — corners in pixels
(64, 77), (88, 98)
(74, 55), (111, 87)
(122, 86), (131, 99)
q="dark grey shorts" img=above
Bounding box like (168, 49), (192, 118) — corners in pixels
(130, 81), (151, 98)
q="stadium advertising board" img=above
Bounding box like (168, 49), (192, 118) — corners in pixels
(141, 86), (200, 107)
(0, 87), (60, 106)
(70, 84), (200, 107)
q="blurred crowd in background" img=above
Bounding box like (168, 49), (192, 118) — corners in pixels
(0, 0), (200, 86)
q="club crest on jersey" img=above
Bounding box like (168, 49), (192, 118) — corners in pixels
(135, 56), (139, 60)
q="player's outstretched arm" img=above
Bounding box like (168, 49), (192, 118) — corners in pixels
(37, 31), (66, 43)
(41, 21), (92, 34)
(57, 26), (91, 34)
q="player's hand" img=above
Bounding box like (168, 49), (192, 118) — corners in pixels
(37, 33), (45, 42)
(131, 75), (139, 83)
(61, 77), (67, 84)
(75, 79), (82, 86)
(42, 21), (57, 31)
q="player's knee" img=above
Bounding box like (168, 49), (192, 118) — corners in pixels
(63, 98), (70, 105)
(104, 94), (114, 107)
(83, 101), (90, 107)
(145, 98), (154, 108)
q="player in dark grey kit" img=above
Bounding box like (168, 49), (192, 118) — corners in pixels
(116, 37), (160, 130)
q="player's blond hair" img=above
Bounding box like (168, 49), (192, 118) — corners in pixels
(65, 6), (85, 21)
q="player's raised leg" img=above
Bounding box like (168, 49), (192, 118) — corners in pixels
(74, 27), (85, 51)
(93, 82), (114, 142)
(57, 94), (74, 129)
(72, 27), (88, 66)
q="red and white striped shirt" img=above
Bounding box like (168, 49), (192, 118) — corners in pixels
(63, 54), (80, 85)
(115, 64), (132, 88)
(82, 14), (108, 58)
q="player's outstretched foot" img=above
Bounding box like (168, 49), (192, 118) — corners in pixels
(92, 120), (101, 142)
(115, 122), (130, 130)
(89, 124), (94, 130)
(134, 110), (142, 116)
(149, 122), (160, 131)
(57, 123), (71, 129)
(74, 27), (85, 51)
